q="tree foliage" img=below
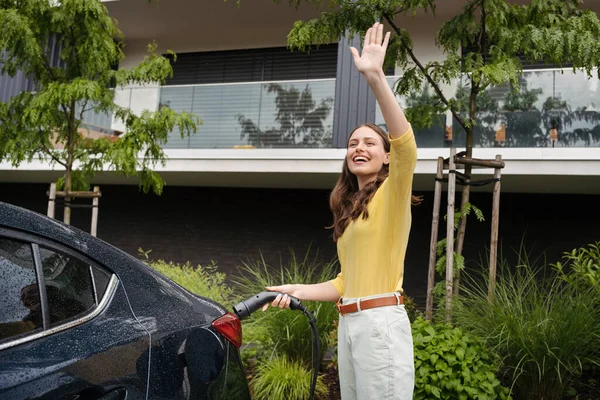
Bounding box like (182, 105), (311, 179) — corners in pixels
(0, 0), (199, 197)
(285, 0), (600, 133)
(280, 0), (600, 297)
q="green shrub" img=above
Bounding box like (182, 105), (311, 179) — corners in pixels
(553, 241), (600, 289)
(250, 356), (328, 400)
(453, 258), (600, 400)
(553, 242), (600, 399)
(404, 294), (420, 323)
(148, 258), (237, 307)
(233, 248), (339, 366)
(412, 316), (511, 400)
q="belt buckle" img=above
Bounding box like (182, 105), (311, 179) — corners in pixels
(336, 298), (344, 315)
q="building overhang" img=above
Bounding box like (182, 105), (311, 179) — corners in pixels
(1, 148), (599, 194)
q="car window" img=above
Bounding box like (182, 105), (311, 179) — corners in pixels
(91, 264), (111, 303)
(38, 246), (96, 326)
(0, 238), (42, 342)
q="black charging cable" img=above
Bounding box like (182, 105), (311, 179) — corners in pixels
(233, 291), (320, 400)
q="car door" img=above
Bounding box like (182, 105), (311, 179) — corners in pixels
(0, 230), (150, 400)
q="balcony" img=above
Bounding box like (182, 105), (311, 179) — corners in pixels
(376, 69), (600, 148)
(157, 79), (336, 149)
(94, 69), (600, 151)
(3, 73), (598, 192)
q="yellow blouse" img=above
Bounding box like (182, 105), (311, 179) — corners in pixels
(329, 126), (417, 298)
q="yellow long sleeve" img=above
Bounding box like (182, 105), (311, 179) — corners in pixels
(328, 126), (417, 298)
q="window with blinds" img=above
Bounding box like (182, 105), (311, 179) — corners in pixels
(165, 44), (339, 85)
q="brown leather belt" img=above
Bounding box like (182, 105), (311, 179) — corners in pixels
(336, 294), (404, 316)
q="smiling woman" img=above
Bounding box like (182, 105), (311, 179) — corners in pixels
(263, 22), (419, 400)
(346, 125), (390, 190)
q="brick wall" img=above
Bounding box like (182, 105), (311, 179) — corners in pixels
(1, 183), (598, 306)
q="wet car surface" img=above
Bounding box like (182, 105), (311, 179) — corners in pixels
(0, 201), (250, 400)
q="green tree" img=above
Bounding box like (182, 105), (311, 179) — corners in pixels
(0, 0), (199, 224)
(454, 83), (499, 148)
(284, 0), (600, 291)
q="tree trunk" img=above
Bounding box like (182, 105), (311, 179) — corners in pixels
(63, 107), (76, 225)
(454, 82), (478, 295)
(453, 164), (471, 295)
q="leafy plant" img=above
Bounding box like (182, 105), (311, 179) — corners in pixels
(552, 242), (600, 399)
(233, 248), (339, 366)
(553, 241), (600, 289)
(433, 202), (485, 304)
(404, 85), (446, 130)
(453, 254), (600, 399)
(0, 1), (199, 224)
(403, 294), (420, 323)
(412, 316), (511, 400)
(141, 249), (237, 307)
(250, 356), (328, 400)
(283, 0), (600, 302)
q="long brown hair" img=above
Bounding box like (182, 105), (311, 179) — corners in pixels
(328, 123), (420, 242)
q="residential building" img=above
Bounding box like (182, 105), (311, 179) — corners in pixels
(1, 0), (599, 304)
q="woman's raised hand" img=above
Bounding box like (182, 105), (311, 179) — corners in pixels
(350, 22), (391, 76)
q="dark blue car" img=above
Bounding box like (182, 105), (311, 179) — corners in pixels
(0, 202), (250, 399)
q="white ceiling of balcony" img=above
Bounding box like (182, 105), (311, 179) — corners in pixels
(103, 0), (498, 54)
(105, 0), (600, 56)
(105, 0), (334, 53)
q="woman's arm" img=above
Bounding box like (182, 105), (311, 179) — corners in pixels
(262, 281), (341, 310)
(351, 22), (410, 139)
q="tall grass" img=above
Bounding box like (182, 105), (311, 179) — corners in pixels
(250, 356), (329, 400)
(233, 248), (339, 365)
(453, 252), (600, 399)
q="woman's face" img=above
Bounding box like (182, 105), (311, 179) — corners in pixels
(346, 126), (389, 182)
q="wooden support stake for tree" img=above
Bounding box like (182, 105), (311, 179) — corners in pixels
(63, 193), (71, 225)
(51, 191), (102, 198)
(445, 148), (456, 323)
(426, 157), (444, 321)
(46, 185), (102, 237)
(453, 157), (505, 169)
(47, 183), (56, 218)
(90, 186), (100, 237)
(488, 155), (502, 301)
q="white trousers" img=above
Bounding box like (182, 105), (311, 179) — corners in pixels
(337, 293), (415, 400)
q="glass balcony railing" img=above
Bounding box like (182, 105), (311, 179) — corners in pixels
(77, 104), (120, 136)
(159, 79), (336, 149)
(377, 69), (600, 148)
(95, 70), (600, 149)
(79, 107), (113, 132)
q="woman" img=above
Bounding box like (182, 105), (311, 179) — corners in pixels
(265, 22), (417, 399)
